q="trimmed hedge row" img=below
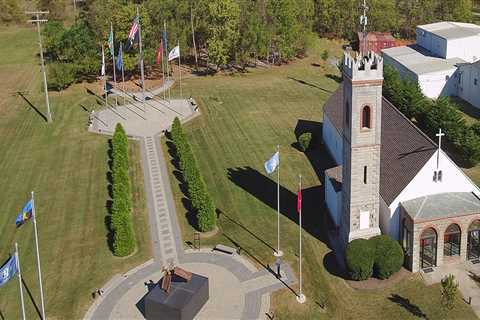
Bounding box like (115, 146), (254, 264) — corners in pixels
(111, 123), (136, 256)
(346, 235), (404, 281)
(170, 117), (217, 232)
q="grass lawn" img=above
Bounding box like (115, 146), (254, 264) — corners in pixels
(162, 39), (477, 319)
(0, 26), (150, 319)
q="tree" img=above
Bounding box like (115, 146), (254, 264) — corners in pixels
(370, 235), (404, 279)
(206, 0), (240, 68)
(0, 0), (24, 24)
(48, 63), (76, 91)
(345, 238), (375, 281)
(441, 274), (459, 310)
(38, 0), (67, 21)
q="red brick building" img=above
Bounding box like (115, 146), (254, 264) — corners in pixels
(357, 32), (396, 54)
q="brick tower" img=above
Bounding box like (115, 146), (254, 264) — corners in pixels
(341, 51), (383, 245)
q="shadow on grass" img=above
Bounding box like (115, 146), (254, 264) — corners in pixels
(0, 309), (4, 320)
(220, 210), (276, 252)
(323, 251), (346, 279)
(105, 139), (115, 253)
(17, 91), (48, 122)
(165, 137), (199, 231)
(388, 294), (428, 319)
(226, 166), (325, 243)
(21, 278), (42, 319)
(326, 74), (342, 83)
(287, 77), (333, 93)
(223, 233), (298, 298)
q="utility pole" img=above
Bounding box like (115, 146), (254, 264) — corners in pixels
(26, 11), (52, 123)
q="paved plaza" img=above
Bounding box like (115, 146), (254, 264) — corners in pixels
(85, 92), (297, 319)
(422, 261), (480, 317)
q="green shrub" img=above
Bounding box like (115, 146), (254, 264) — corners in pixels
(345, 239), (375, 281)
(110, 123), (136, 256)
(170, 117), (217, 232)
(370, 235), (404, 279)
(48, 63), (76, 91)
(321, 50), (329, 61)
(298, 132), (312, 152)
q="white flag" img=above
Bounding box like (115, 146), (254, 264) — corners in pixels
(264, 151), (279, 174)
(101, 46), (105, 76)
(168, 45), (180, 61)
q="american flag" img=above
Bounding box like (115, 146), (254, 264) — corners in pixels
(126, 17), (139, 51)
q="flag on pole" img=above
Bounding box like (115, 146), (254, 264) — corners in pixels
(108, 29), (114, 56)
(116, 43), (123, 71)
(297, 184), (302, 214)
(156, 40), (163, 65)
(168, 45), (180, 61)
(264, 151), (279, 174)
(101, 46), (105, 76)
(0, 256), (17, 287)
(15, 200), (33, 228)
(126, 17), (139, 51)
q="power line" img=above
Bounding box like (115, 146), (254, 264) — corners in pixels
(26, 10), (52, 123)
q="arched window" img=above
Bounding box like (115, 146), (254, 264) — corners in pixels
(361, 106), (371, 129)
(345, 102), (350, 126)
(468, 220), (480, 260)
(420, 227), (437, 268)
(444, 224), (461, 256)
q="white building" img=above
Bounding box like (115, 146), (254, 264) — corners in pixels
(323, 52), (480, 271)
(458, 61), (480, 109)
(382, 22), (480, 107)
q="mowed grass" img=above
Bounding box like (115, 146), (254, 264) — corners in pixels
(163, 39), (477, 319)
(0, 27), (150, 319)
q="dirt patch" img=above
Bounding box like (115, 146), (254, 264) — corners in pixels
(347, 267), (412, 290)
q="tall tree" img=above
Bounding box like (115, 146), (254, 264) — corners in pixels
(206, 0), (240, 68)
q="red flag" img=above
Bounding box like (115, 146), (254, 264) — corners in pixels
(297, 186), (302, 214)
(156, 40), (163, 65)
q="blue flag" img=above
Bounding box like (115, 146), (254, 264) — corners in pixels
(15, 199), (33, 227)
(264, 151), (279, 174)
(116, 43), (123, 71)
(0, 256), (17, 287)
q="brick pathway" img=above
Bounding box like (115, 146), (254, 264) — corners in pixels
(85, 97), (297, 320)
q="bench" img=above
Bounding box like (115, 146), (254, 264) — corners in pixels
(213, 244), (236, 255)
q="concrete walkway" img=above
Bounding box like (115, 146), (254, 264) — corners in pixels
(422, 261), (480, 317)
(85, 93), (297, 319)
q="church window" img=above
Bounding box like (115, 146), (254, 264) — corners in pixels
(361, 106), (371, 129)
(363, 166), (367, 184)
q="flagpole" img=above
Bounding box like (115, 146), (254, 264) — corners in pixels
(102, 46), (107, 108)
(15, 243), (26, 320)
(178, 40), (182, 99)
(121, 45), (126, 105)
(110, 23), (118, 107)
(32, 191), (47, 319)
(137, 6), (146, 109)
(296, 175), (306, 304)
(164, 21), (171, 102)
(161, 40), (166, 101)
(274, 145), (282, 257)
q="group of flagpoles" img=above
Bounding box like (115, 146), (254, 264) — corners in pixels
(110, 23), (118, 107)
(137, 6), (146, 106)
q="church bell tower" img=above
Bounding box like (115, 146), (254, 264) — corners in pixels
(341, 51), (383, 244)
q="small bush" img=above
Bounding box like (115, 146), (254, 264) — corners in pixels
(298, 132), (312, 152)
(321, 50), (329, 61)
(345, 239), (375, 281)
(370, 235), (404, 279)
(48, 63), (76, 91)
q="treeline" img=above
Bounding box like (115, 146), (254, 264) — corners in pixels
(383, 65), (480, 167)
(111, 123), (136, 256)
(170, 117), (216, 232)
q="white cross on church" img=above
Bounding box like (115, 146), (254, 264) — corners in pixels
(436, 128), (445, 169)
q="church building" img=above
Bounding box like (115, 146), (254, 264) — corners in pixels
(323, 51), (480, 272)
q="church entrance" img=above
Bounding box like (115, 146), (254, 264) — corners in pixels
(444, 224), (461, 257)
(420, 228), (437, 269)
(468, 220), (480, 260)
